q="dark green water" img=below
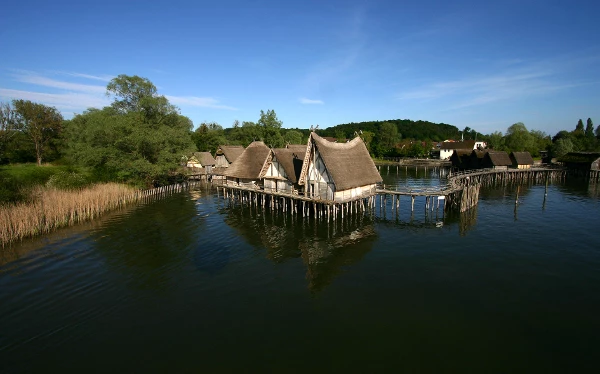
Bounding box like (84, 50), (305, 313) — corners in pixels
(1, 169), (600, 373)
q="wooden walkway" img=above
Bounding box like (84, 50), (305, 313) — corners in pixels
(205, 166), (578, 219)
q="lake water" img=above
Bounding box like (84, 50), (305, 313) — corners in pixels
(1, 168), (600, 373)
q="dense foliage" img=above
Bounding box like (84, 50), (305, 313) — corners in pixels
(2, 72), (599, 192)
(65, 75), (196, 186)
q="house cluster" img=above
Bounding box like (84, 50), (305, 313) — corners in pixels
(186, 132), (382, 204)
(441, 140), (535, 170)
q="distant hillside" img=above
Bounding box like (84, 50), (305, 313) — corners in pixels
(320, 119), (460, 142)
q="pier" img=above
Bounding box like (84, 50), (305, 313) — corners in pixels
(212, 166), (576, 219)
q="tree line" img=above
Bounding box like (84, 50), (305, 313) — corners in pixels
(2, 74), (599, 187)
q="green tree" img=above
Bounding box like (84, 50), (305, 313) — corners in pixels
(192, 122), (226, 153)
(504, 122), (534, 153)
(258, 109), (284, 148)
(12, 99), (63, 165)
(283, 130), (303, 145)
(585, 118), (595, 138)
(229, 121), (262, 146)
(574, 119), (585, 136)
(378, 122), (399, 151)
(596, 124), (600, 138)
(551, 138), (574, 158)
(0, 101), (20, 161)
(487, 131), (506, 151)
(530, 130), (551, 157)
(66, 76), (195, 185)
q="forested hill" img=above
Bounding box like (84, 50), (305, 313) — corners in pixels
(320, 119), (460, 142)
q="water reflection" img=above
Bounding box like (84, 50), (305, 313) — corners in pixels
(91, 193), (205, 290)
(222, 203), (377, 292)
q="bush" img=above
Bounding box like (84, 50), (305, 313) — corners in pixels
(45, 171), (90, 190)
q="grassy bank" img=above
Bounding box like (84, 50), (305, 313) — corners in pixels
(0, 164), (93, 204)
(0, 183), (137, 246)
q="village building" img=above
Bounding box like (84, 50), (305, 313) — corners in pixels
(214, 145), (245, 168)
(439, 140), (476, 160)
(558, 152), (600, 171)
(469, 149), (487, 169)
(186, 152), (216, 173)
(450, 150), (472, 169)
(510, 152), (534, 169)
(222, 141), (270, 188)
(260, 145), (306, 195)
(297, 132), (382, 202)
(480, 151), (512, 170)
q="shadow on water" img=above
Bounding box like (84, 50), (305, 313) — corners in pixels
(221, 202), (377, 293)
(89, 191), (206, 290)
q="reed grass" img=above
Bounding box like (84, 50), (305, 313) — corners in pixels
(0, 183), (137, 246)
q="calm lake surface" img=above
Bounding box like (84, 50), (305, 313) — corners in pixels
(1, 168), (600, 373)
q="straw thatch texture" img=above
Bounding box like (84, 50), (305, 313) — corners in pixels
(193, 152), (216, 166)
(510, 152), (534, 166)
(306, 132), (382, 191)
(450, 150), (472, 169)
(271, 148), (305, 183)
(559, 152), (600, 171)
(217, 145), (245, 163)
(483, 151), (512, 167)
(223, 141), (270, 179)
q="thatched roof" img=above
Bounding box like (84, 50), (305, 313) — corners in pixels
(223, 141), (270, 179)
(192, 152), (216, 166)
(485, 151), (512, 166)
(216, 145), (244, 163)
(269, 148), (305, 183)
(301, 132), (382, 190)
(471, 150), (487, 159)
(558, 152), (600, 164)
(510, 151), (534, 165)
(440, 140), (475, 150)
(285, 144), (307, 152)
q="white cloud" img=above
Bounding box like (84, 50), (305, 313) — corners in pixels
(1, 70), (237, 115)
(0, 88), (109, 112)
(165, 95), (237, 110)
(57, 72), (114, 82)
(13, 73), (106, 94)
(299, 98), (324, 105)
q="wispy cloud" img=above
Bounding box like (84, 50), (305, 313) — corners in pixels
(0, 88), (109, 112)
(0, 70), (237, 114)
(396, 63), (590, 111)
(165, 95), (237, 110)
(299, 98), (324, 105)
(13, 73), (106, 94)
(56, 71), (114, 82)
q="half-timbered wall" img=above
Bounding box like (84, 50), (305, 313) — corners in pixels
(305, 148), (334, 200)
(263, 157), (294, 193)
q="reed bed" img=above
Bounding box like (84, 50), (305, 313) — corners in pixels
(0, 183), (137, 247)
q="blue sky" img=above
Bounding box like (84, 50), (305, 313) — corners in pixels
(1, 0), (599, 136)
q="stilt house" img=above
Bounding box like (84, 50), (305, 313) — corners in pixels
(260, 145), (306, 195)
(558, 152), (600, 171)
(215, 145), (245, 168)
(298, 132), (382, 202)
(510, 152), (534, 169)
(470, 150), (487, 169)
(439, 140), (476, 160)
(450, 150), (472, 169)
(186, 152), (216, 173)
(222, 141), (270, 188)
(481, 151), (512, 170)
